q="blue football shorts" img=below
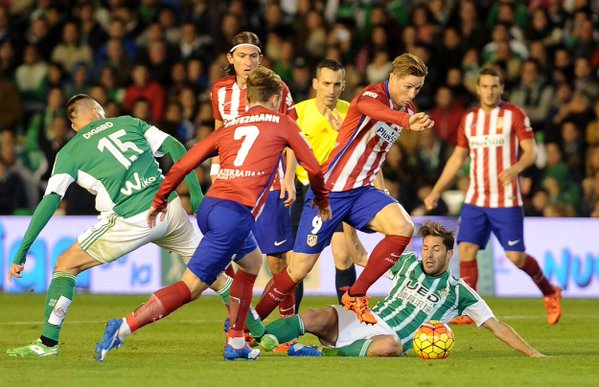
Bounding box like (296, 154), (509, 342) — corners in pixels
(293, 186), (397, 254)
(188, 197), (259, 284)
(457, 204), (526, 252)
(253, 190), (294, 256)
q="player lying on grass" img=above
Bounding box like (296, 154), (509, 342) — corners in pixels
(264, 221), (544, 358)
(5, 95), (244, 358)
(95, 67), (330, 361)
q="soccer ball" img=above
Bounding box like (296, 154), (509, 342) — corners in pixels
(412, 321), (455, 359)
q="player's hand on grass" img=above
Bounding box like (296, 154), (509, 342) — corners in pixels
(8, 263), (25, 283)
(529, 350), (545, 358)
(147, 206), (167, 228)
(408, 112), (434, 131)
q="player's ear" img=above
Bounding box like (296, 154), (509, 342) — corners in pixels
(226, 52), (234, 64)
(312, 77), (318, 90)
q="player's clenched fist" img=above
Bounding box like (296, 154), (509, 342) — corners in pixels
(409, 112), (434, 131)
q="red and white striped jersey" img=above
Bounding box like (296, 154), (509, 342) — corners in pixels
(322, 81), (414, 192)
(457, 101), (534, 208)
(211, 75), (297, 123)
(154, 106), (328, 218)
(210, 75), (297, 190)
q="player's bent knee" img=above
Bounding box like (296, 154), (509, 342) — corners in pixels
(301, 308), (335, 333)
(333, 253), (352, 270)
(396, 217), (415, 236)
(54, 244), (97, 275)
(506, 251), (527, 267)
(181, 270), (209, 300)
(288, 253), (318, 281)
(369, 336), (402, 357)
(379, 215), (414, 237)
(237, 249), (263, 275)
(268, 255), (287, 274)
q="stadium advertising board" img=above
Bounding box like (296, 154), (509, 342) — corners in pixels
(493, 218), (599, 298)
(0, 216), (160, 294)
(1, 216), (597, 297)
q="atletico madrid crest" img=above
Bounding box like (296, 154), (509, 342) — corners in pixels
(496, 117), (504, 134)
(306, 234), (318, 247)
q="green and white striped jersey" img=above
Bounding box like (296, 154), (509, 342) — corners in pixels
(372, 252), (494, 351)
(45, 116), (169, 218)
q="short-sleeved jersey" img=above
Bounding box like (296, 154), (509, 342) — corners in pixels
(154, 106), (328, 218)
(322, 81), (414, 192)
(210, 75), (297, 190)
(46, 115), (169, 218)
(457, 101), (534, 208)
(294, 98), (350, 185)
(372, 252), (494, 352)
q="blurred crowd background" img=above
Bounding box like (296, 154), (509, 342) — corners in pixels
(0, 0), (598, 218)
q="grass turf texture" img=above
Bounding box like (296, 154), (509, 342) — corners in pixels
(0, 294), (597, 387)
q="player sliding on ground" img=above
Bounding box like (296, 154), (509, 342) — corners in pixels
(95, 67), (330, 361)
(265, 221), (544, 358)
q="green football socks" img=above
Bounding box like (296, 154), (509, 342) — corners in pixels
(264, 315), (304, 344)
(41, 272), (76, 344)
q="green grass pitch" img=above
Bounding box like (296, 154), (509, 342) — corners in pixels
(1, 294), (598, 387)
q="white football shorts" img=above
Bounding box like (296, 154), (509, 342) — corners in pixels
(319, 305), (397, 348)
(78, 197), (200, 264)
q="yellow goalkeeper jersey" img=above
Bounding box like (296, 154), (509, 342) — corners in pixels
(295, 98), (350, 185)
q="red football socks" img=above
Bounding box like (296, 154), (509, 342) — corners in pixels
(228, 269), (258, 338)
(126, 281), (191, 332)
(278, 285), (297, 317)
(349, 235), (410, 296)
(224, 264), (236, 279)
(460, 261), (478, 289)
(520, 255), (554, 296)
(255, 270), (297, 320)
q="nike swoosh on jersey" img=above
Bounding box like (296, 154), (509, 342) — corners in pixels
(507, 240), (520, 246)
(274, 240), (287, 247)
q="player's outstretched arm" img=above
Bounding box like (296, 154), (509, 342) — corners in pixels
(355, 94), (411, 129)
(424, 146), (469, 211)
(152, 133), (217, 214)
(8, 193), (61, 283)
(483, 317), (545, 358)
(159, 135), (204, 212)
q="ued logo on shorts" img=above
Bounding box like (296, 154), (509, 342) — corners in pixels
(306, 234), (318, 247)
